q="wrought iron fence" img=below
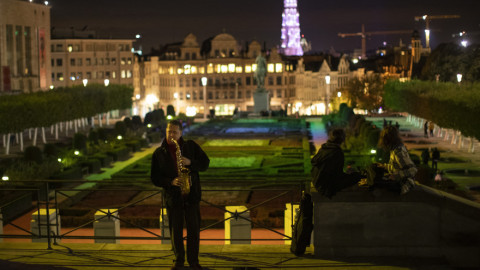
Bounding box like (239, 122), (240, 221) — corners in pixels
(0, 179), (304, 249)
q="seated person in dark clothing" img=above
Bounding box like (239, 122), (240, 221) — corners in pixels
(311, 128), (362, 198)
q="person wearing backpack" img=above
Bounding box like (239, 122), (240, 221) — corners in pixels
(311, 128), (362, 198)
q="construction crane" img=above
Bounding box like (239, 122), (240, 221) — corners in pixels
(414, 14), (460, 49)
(338, 24), (412, 59)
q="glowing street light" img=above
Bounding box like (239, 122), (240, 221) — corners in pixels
(457, 74), (462, 83)
(2, 175), (9, 181)
(201, 77), (208, 119)
(174, 92), (179, 116)
(104, 79), (110, 86)
(82, 79), (88, 87)
(461, 40), (468, 47)
(325, 75), (331, 115)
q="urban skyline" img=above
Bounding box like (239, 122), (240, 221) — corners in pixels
(49, 0), (479, 54)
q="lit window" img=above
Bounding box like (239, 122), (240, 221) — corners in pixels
(127, 58), (132, 64)
(121, 70), (126, 78)
(252, 64), (257, 72)
(184, 65), (191, 75)
(275, 63), (283, 73)
(236, 66), (242, 73)
(228, 64), (235, 73)
(177, 68), (184, 75)
(245, 65), (252, 73)
(127, 70), (132, 78)
(68, 45), (73, 52)
(221, 65), (228, 73)
(169, 67), (174, 75)
(199, 66), (205, 74)
(215, 64), (221, 73)
(207, 64), (214, 74)
(268, 64), (274, 73)
(191, 66), (197, 74)
(112, 71), (116, 78)
(57, 73), (64, 81)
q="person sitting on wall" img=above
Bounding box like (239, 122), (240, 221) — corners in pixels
(311, 128), (363, 198)
(367, 126), (418, 195)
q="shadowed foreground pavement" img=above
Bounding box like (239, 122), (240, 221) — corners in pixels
(0, 243), (453, 269)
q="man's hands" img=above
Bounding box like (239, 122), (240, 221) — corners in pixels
(181, 156), (191, 165)
(171, 177), (182, 186)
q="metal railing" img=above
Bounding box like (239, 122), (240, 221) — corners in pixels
(0, 179), (304, 248)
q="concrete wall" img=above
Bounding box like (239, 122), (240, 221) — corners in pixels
(312, 184), (480, 268)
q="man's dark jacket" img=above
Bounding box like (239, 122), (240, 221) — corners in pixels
(151, 138), (210, 207)
(311, 141), (346, 198)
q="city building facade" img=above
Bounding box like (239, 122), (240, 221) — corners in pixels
(134, 32), (362, 117)
(50, 38), (135, 88)
(0, 0), (51, 93)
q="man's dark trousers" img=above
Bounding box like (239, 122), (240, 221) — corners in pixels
(167, 201), (201, 265)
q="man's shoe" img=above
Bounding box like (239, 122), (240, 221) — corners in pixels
(171, 262), (184, 270)
(190, 263), (203, 270)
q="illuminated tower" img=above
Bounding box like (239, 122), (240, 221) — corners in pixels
(280, 0), (303, 56)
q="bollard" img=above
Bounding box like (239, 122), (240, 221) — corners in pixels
(30, 209), (61, 243)
(159, 208), (170, 244)
(93, 209), (120, 244)
(225, 206), (251, 244)
(284, 203), (299, 245)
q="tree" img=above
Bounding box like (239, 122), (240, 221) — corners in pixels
(342, 74), (384, 111)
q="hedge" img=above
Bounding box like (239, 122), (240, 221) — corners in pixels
(0, 84), (133, 133)
(384, 80), (480, 140)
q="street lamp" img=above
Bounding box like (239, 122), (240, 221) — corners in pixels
(457, 74), (462, 83)
(82, 79), (88, 87)
(201, 77), (208, 119)
(325, 75), (331, 115)
(174, 92), (179, 116)
(235, 82), (239, 114)
(104, 79), (109, 86)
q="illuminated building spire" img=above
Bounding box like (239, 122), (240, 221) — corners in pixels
(280, 0), (303, 56)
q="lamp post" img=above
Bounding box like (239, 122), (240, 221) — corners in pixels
(104, 79), (109, 87)
(201, 77), (208, 119)
(82, 79), (88, 87)
(235, 82), (238, 113)
(325, 75), (331, 115)
(173, 92), (179, 116)
(457, 74), (462, 84)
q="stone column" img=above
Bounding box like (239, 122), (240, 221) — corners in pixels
(225, 206), (251, 244)
(30, 209), (61, 243)
(93, 209), (120, 244)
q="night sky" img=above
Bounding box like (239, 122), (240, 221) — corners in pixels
(49, 0), (479, 54)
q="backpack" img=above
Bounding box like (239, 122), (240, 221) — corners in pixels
(290, 193), (313, 256)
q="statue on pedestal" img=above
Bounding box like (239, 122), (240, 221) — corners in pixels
(254, 55), (267, 91)
(253, 54), (270, 113)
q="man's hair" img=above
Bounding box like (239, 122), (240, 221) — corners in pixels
(328, 128), (346, 144)
(168, 120), (183, 130)
(378, 125), (402, 150)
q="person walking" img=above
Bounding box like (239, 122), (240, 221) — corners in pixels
(431, 147), (440, 170)
(151, 120), (210, 270)
(424, 121), (429, 138)
(428, 122), (435, 137)
(421, 149), (430, 166)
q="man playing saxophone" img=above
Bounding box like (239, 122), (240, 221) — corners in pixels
(151, 120), (210, 270)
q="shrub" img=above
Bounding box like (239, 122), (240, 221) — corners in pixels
(43, 143), (58, 158)
(73, 133), (87, 152)
(24, 146), (43, 164)
(131, 115), (142, 128)
(166, 105), (175, 116)
(115, 121), (127, 136)
(88, 130), (99, 144)
(97, 128), (108, 141)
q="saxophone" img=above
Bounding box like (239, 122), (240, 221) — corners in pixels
(171, 138), (191, 196)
